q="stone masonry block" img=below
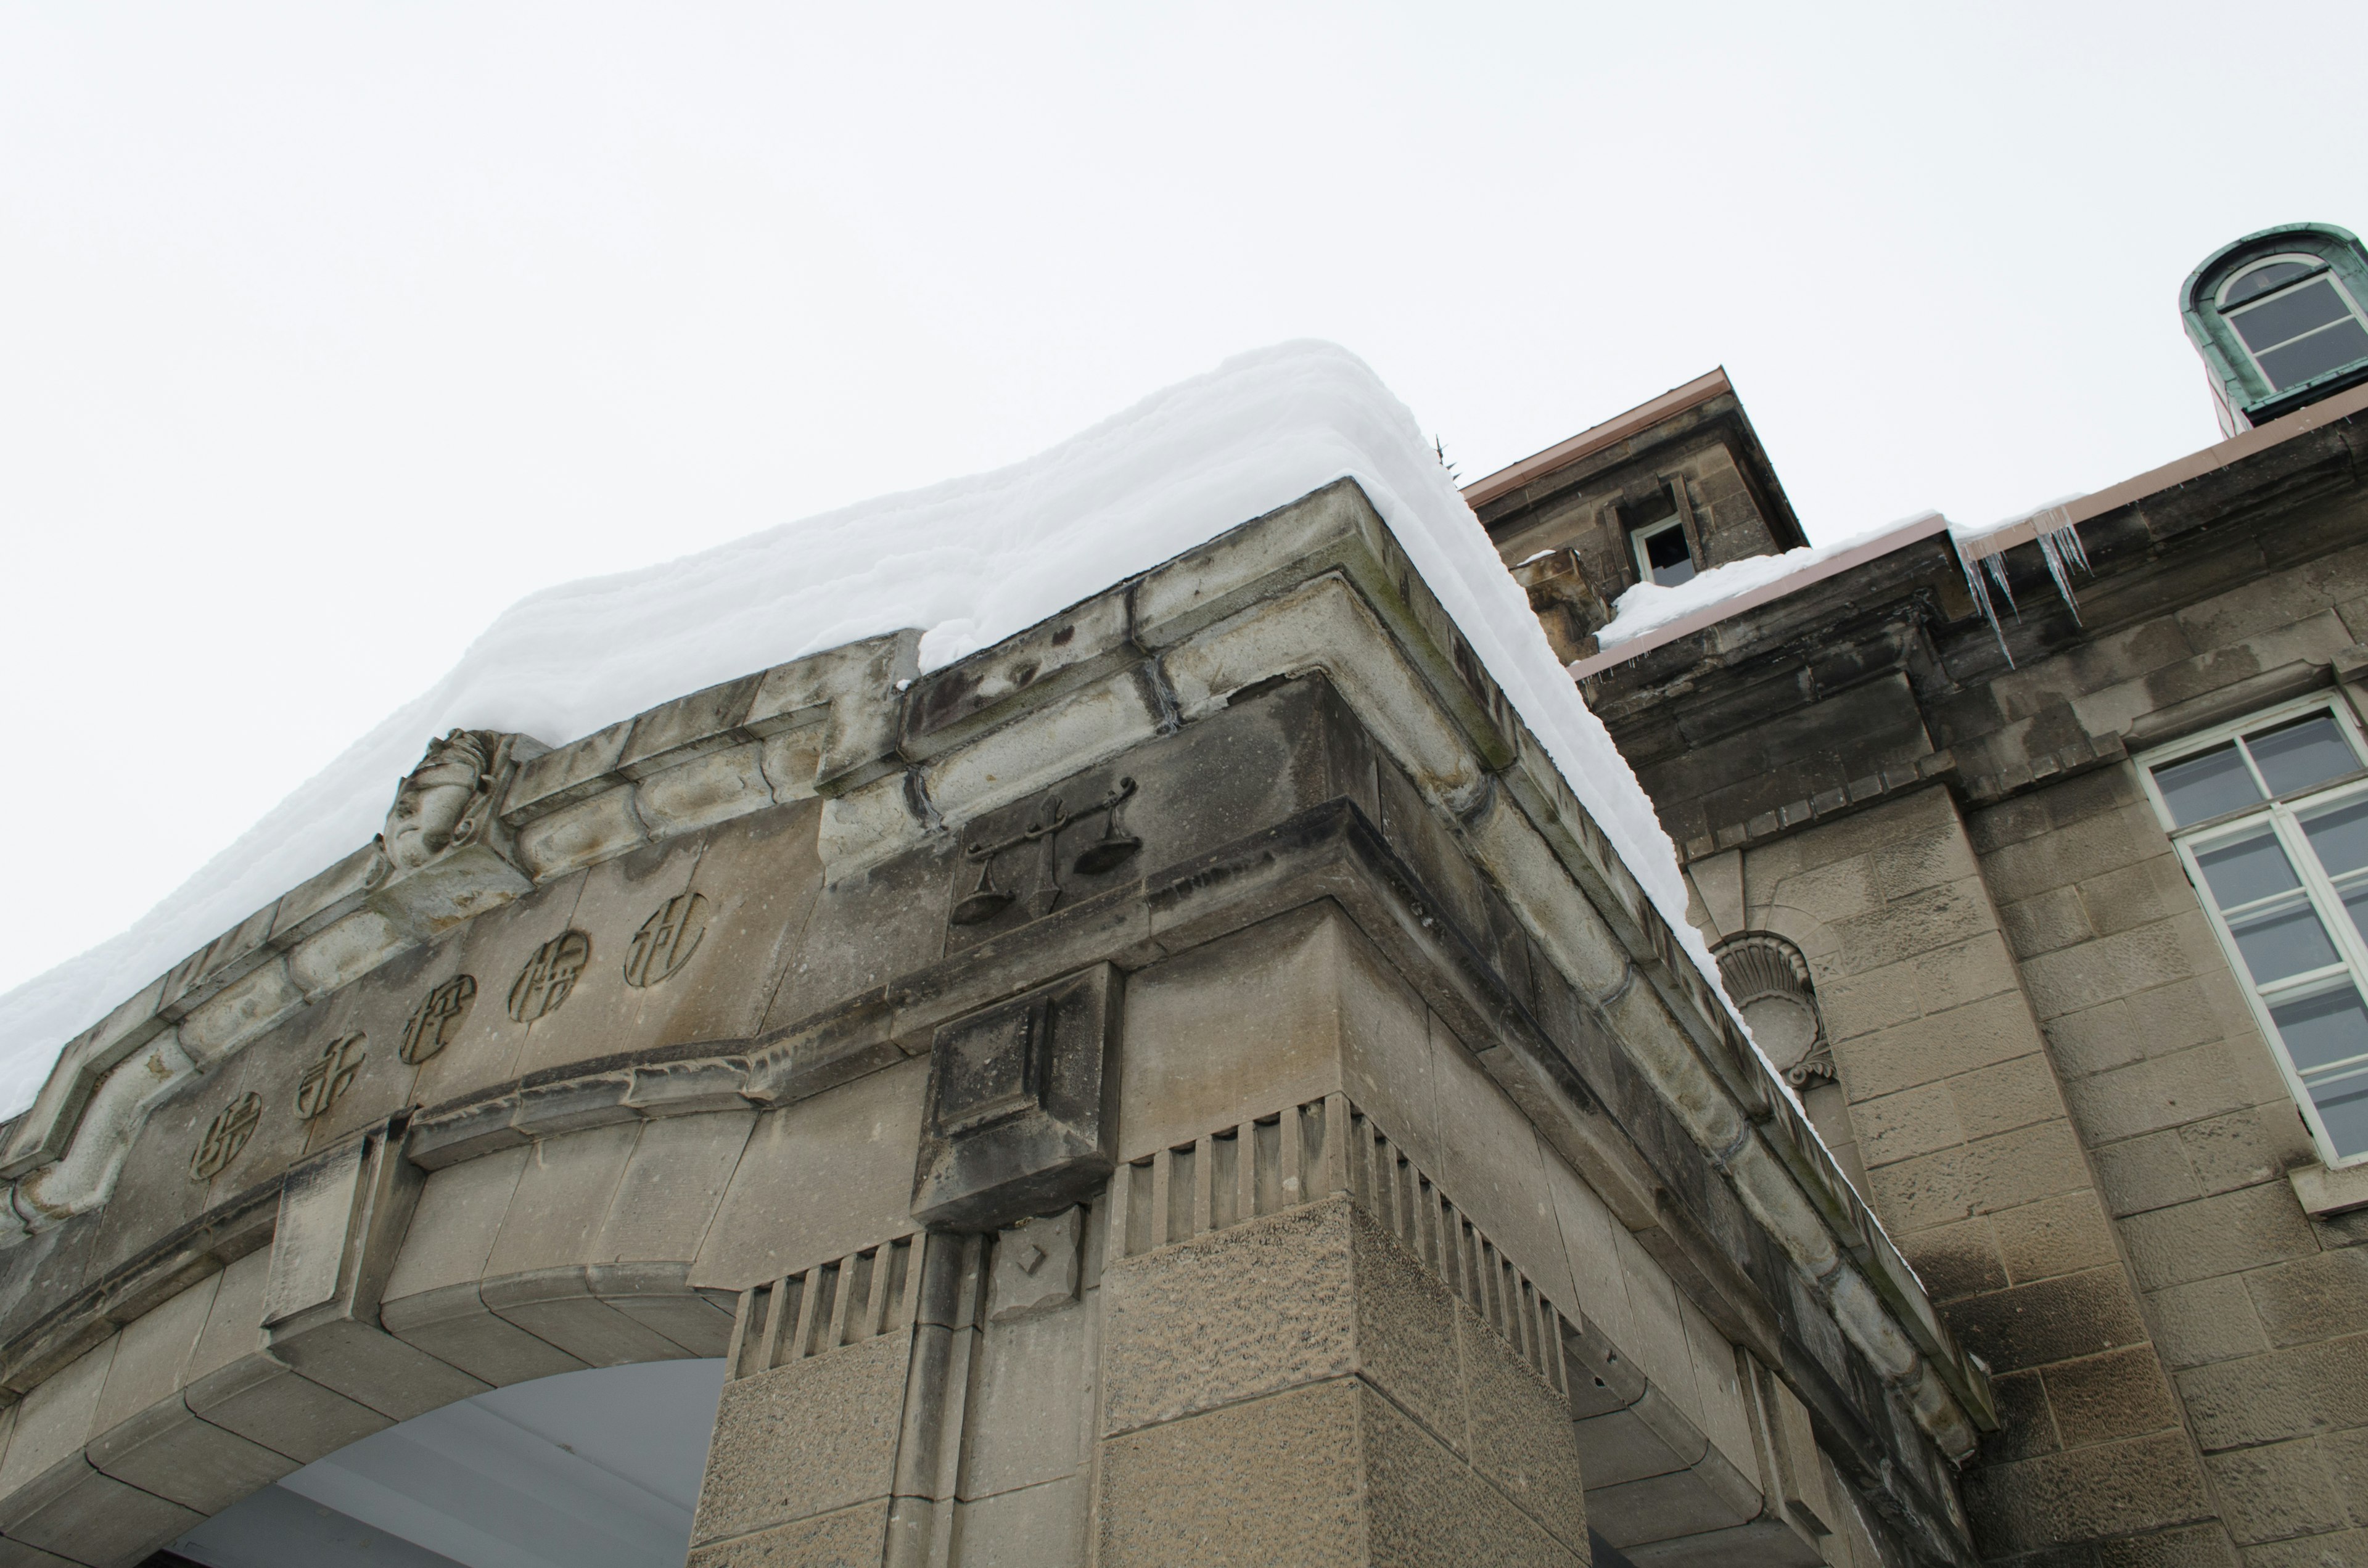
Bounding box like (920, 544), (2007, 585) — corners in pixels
(2063, 1045), (2256, 1146)
(1840, 991), (2044, 1101)
(1944, 1266), (2150, 1374)
(1960, 1429), (2213, 1558)
(1100, 1202), (1355, 1437)
(2091, 1521), (2241, 1568)
(2244, 1250), (2368, 1348)
(2020, 922), (2200, 1022)
(2121, 1183), (2319, 1292)
(1097, 1379), (1366, 1568)
(1854, 1083), (1965, 1170)
(2147, 1276), (2271, 1370)
(2177, 1336), (2368, 1451)
(1827, 879), (1996, 977)
(2001, 887), (2096, 960)
(1362, 1385), (1582, 1568)
(1910, 931), (2023, 1016)
(2205, 1439), (2351, 1546)
(686, 1498), (892, 1567)
(2234, 1527), (2368, 1568)
(2095, 1131), (2203, 1218)
(1994, 1191), (2122, 1286)
(2039, 1345), (2183, 1449)
(2044, 998), (2149, 1080)
(1865, 1120), (2090, 1234)
(2176, 1110), (2286, 1198)
(1951, 1053), (2069, 1143)
(1458, 1300), (1589, 1551)
(693, 1332), (912, 1546)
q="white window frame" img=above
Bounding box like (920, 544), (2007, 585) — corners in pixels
(1630, 514), (1694, 587)
(2138, 692), (2368, 1169)
(2215, 253), (2368, 395)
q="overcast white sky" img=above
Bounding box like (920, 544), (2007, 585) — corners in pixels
(3, 1), (2364, 1006)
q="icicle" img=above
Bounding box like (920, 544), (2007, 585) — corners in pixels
(1952, 505), (2092, 670)
(1956, 536), (2016, 667)
(2032, 505), (2090, 625)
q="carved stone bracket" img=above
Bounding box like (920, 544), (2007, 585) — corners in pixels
(911, 966), (1119, 1231)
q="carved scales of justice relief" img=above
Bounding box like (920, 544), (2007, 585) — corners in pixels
(951, 777), (1141, 927)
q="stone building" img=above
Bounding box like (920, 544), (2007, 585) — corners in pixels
(0, 225), (2358, 1568)
(1473, 220), (2368, 1567)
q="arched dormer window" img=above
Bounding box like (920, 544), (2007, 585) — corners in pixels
(2183, 223), (2368, 435)
(2218, 256), (2368, 395)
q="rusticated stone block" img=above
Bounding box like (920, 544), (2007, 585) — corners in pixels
(1961, 1429), (2214, 1557)
(1098, 1379), (1366, 1568)
(1100, 1201), (1357, 1436)
(692, 1333), (911, 1546)
(1459, 1300), (1589, 1551)
(688, 1498), (892, 1566)
(2203, 1438), (2351, 1546)
(2177, 1336), (2368, 1452)
(2040, 1345), (2182, 1448)
(2243, 1249), (2368, 1348)
(1362, 1385), (1582, 1568)
(1944, 1266), (2150, 1373)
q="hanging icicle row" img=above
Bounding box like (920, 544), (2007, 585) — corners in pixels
(1952, 505), (2092, 670)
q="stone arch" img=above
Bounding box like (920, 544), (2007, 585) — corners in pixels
(0, 1100), (799, 1563)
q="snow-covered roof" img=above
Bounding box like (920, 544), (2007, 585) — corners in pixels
(0, 341), (1708, 1119)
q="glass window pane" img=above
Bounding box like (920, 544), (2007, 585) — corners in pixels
(2301, 797), (2368, 876)
(2230, 903), (2340, 983)
(1642, 525), (1695, 588)
(2259, 319), (2368, 392)
(2306, 1065), (2368, 1162)
(2225, 260), (2317, 305)
(2232, 279), (2353, 351)
(2153, 743), (2260, 826)
(2270, 985), (2368, 1073)
(2195, 830), (2301, 908)
(2254, 715), (2359, 796)
(2343, 885), (2368, 949)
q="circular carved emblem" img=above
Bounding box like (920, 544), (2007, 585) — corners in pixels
(623, 893), (708, 989)
(511, 930), (592, 1022)
(191, 1093), (263, 1181)
(401, 974), (478, 1064)
(297, 1032), (368, 1121)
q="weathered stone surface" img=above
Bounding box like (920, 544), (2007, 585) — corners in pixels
(687, 1498), (892, 1567)
(692, 1059), (925, 1290)
(1097, 1379), (1367, 1568)
(692, 1334), (911, 1545)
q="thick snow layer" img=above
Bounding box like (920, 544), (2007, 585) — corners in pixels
(1595, 512), (1944, 651)
(0, 341), (1712, 1119)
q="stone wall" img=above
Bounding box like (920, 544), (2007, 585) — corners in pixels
(1587, 394), (2368, 1566)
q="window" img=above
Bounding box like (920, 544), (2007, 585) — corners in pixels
(2140, 698), (2368, 1167)
(2217, 254), (2368, 394)
(1630, 515), (1695, 588)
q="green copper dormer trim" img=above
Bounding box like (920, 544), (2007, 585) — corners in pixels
(2182, 221), (2368, 436)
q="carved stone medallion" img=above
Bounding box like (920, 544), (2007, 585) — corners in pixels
(510, 931), (592, 1022)
(297, 1032), (368, 1120)
(623, 893), (708, 989)
(191, 1093), (263, 1181)
(401, 975), (478, 1064)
